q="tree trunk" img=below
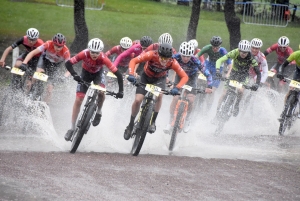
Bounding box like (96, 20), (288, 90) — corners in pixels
(186, 0), (202, 41)
(70, 0), (89, 54)
(224, 0), (241, 50)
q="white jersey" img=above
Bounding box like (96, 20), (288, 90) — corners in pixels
(250, 51), (268, 83)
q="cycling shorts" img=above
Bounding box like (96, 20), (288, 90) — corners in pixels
(136, 72), (166, 95)
(205, 60), (222, 88)
(17, 52), (39, 71)
(76, 68), (106, 95)
(175, 73), (197, 95)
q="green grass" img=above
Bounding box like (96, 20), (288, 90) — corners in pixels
(0, 0), (299, 59)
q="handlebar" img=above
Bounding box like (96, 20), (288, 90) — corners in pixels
(78, 80), (120, 98)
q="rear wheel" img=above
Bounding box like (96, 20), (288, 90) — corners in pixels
(131, 103), (154, 156)
(169, 102), (185, 151)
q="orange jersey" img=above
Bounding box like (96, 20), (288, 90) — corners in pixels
(38, 40), (70, 63)
(129, 51), (188, 88)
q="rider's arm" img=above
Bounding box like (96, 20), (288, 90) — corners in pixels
(65, 60), (76, 76)
(263, 43), (276, 57)
(104, 56), (124, 93)
(114, 44), (138, 67)
(22, 48), (42, 64)
(196, 45), (209, 58)
(252, 59), (261, 85)
(171, 60), (188, 88)
(260, 57), (269, 83)
(0, 38), (24, 67)
(128, 51), (152, 76)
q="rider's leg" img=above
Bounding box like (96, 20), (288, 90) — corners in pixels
(129, 94), (144, 126)
(71, 95), (85, 130)
(44, 83), (53, 104)
(186, 93), (196, 120)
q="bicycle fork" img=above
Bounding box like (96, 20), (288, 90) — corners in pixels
(171, 100), (189, 129)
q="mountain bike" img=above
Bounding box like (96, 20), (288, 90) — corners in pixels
(167, 85), (205, 151)
(278, 78), (300, 136)
(214, 79), (252, 135)
(127, 82), (170, 156)
(69, 81), (118, 153)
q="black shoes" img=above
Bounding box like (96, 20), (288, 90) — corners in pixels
(124, 124), (133, 140)
(64, 129), (74, 141)
(148, 122), (156, 134)
(92, 113), (102, 126)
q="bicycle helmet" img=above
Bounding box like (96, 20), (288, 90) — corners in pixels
(238, 40), (251, 52)
(120, 37), (132, 49)
(188, 39), (198, 49)
(210, 36), (222, 46)
(88, 38), (104, 52)
(158, 43), (173, 58)
(278, 36), (289, 47)
(250, 38), (263, 48)
(179, 42), (194, 56)
(140, 36), (153, 48)
(52, 33), (66, 47)
(158, 33), (173, 45)
(26, 28), (39, 40)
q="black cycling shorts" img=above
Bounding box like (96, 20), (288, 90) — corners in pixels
(76, 68), (106, 94)
(136, 72), (166, 95)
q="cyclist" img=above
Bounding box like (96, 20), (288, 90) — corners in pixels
(19, 33), (70, 104)
(164, 41), (213, 133)
(263, 36), (295, 93)
(214, 40), (261, 118)
(188, 39), (205, 64)
(145, 33), (176, 53)
(196, 36), (232, 111)
(64, 38), (124, 141)
(0, 28), (44, 90)
(123, 43), (189, 140)
(276, 50), (300, 119)
(105, 37), (133, 74)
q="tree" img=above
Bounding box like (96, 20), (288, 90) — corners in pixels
(70, 0), (89, 54)
(224, 0), (241, 50)
(186, 0), (202, 41)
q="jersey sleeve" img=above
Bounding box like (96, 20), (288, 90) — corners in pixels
(260, 58), (268, 83)
(11, 37), (24, 49)
(103, 54), (118, 73)
(128, 51), (152, 75)
(171, 60), (188, 88)
(197, 45), (210, 57)
(114, 44), (137, 67)
(216, 49), (237, 70)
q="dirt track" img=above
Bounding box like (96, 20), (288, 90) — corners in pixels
(0, 151), (299, 201)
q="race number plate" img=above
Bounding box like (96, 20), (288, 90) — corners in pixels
(11, 67), (25, 76)
(182, 85), (193, 92)
(268, 71), (275, 77)
(229, 80), (243, 89)
(145, 84), (161, 96)
(90, 84), (106, 91)
(289, 80), (300, 89)
(198, 73), (207, 81)
(106, 71), (117, 78)
(33, 72), (48, 82)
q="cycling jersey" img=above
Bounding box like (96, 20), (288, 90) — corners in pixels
(193, 48), (205, 65)
(197, 44), (231, 67)
(129, 51), (188, 89)
(286, 50), (300, 67)
(69, 49), (117, 74)
(38, 40), (70, 64)
(114, 43), (143, 67)
(264, 43), (295, 64)
(249, 51), (268, 83)
(11, 36), (44, 58)
(105, 45), (135, 67)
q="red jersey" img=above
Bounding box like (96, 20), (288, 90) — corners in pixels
(11, 36), (44, 57)
(129, 51), (188, 88)
(38, 40), (70, 63)
(105, 45), (135, 67)
(69, 49), (117, 74)
(265, 43), (295, 64)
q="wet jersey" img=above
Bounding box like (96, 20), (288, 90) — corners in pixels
(197, 44), (231, 67)
(286, 50), (300, 69)
(69, 49), (117, 74)
(105, 45), (134, 67)
(265, 43), (295, 64)
(114, 43), (143, 67)
(129, 51), (188, 88)
(173, 53), (212, 87)
(194, 48), (205, 64)
(38, 40), (70, 64)
(145, 43), (177, 54)
(11, 36), (44, 57)
(249, 51), (268, 83)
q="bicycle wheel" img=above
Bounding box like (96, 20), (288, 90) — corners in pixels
(279, 93), (296, 136)
(131, 102), (154, 156)
(30, 81), (44, 101)
(279, 117), (289, 136)
(70, 103), (97, 153)
(169, 102), (185, 151)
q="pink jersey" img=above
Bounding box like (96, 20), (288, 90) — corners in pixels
(249, 51), (268, 83)
(38, 40), (70, 63)
(194, 48), (205, 65)
(69, 49), (117, 74)
(114, 43), (144, 67)
(105, 45), (135, 67)
(265, 43), (295, 64)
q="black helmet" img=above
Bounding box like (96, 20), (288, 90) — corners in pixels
(52, 33), (66, 47)
(158, 43), (173, 58)
(210, 36), (222, 46)
(140, 36), (153, 48)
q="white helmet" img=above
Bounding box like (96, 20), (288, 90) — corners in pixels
(238, 40), (251, 52)
(26, 28), (39, 40)
(120, 37), (132, 49)
(158, 33), (173, 45)
(250, 38), (263, 48)
(188, 39), (198, 49)
(88, 38), (104, 52)
(179, 41), (194, 56)
(278, 36), (289, 47)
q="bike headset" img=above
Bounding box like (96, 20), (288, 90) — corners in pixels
(179, 42), (194, 56)
(120, 37), (132, 49)
(26, 28), (39, 40)
(158, 33), (173, 45)
(188, 39), (198, 49)
(278, 36), (289, 47)
(250, 38), (263, 48)
(88, 38), (104, 52)
(238, 40), (251, 52)
(210, 36), (222, 46)
(140, 36), (153, 48)
(158, 43), (173, 58)
(52, 33), (66, 47)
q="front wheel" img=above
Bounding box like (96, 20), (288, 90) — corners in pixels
(169, 102), (185, 151)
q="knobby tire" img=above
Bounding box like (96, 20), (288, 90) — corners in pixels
(215, 92), (234, 135)
(279, 92), (296, 136)
(169, 102), (185, 151)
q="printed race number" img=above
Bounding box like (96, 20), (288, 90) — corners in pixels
(229, 80), (243, 89)
(33, 72), (48, 82)
(106, 72), (117, 78)
(182, 85), (193, 92)
(11, 67), (25, 76)
(90, 83), (106, 91)
(289, 80), (300, 89)
(145, 84), (161, 96)
(268, 71), (276, 77)
(198, 73), (207, 81)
